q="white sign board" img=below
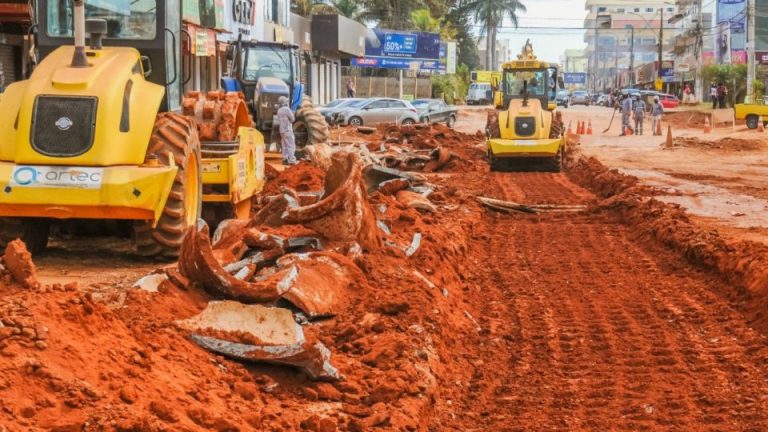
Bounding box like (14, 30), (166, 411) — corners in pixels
(447, 42), (457, 75)
(219, 0), (265, 42)
(11, 166), (103, 189)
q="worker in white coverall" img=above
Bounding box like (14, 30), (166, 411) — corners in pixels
(277, 96), (297, 165)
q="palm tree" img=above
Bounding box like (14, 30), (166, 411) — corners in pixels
(411, 9), (440, 32)
(467, 0), (526, 69)
(292, 0), (338, 18)
(333, 0), (364, 20)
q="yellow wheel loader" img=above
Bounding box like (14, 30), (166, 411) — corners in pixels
(486, 40), (566, 172)
(0, 0), (264, 257)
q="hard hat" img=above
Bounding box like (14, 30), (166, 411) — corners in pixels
(278, 96), (289, 106)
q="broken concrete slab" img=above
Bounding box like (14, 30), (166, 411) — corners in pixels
(132, 273), (170, 293)
(363, 165), (425, 193)
(283, 153), (381, 251)
(275, 252), (364, 319)
(178, 301), (299, 346)
(396, 191), (437, 213)
(179, 221), (291, 302)
(192, 335), (340, 381)
(180, 301), (340, 380)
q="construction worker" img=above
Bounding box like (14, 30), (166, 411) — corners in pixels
(651, 96), (664, 136)
(633, 95), (647, 135)
(620, 93), (633, 136)
(277, 96), (297, 165)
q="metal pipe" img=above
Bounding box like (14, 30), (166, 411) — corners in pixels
(70, 0), (88, 67)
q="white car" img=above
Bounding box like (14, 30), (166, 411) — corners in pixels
(335, 98), (420, 126)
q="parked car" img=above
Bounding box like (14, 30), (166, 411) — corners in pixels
(555, 90), (569, 108)
(466, 82), (493, 105)
(596, 94), (610, 106)
(657, 93), (679, 109)
(412, 99), (458, 127)
(570, 90), (591, 106)
(335, 98), (419, 126)
(318, 98), (365, 124)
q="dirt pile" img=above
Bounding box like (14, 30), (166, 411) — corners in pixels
(672, 136), (766, 152)
(0, 143), (483, 430)
(663, 110), (710, 129)
(568, 152), (768, 333)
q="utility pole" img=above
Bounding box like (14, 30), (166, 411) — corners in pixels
(747, 0), (755, 101)
(695, 0), (703, 101)
(658, 8), (664, 80)
(629, 26), (635, 86)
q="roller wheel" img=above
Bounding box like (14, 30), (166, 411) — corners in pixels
(0, 218), (50, 255)
(133, 113), (202, 259)
(546, 146), (564, 173)
(295, 96), (330, 148)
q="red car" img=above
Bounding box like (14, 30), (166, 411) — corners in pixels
(657, 93), (679, 109)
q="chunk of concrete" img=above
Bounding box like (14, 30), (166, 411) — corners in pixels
(132, 273), (170, 293)
(181, 301), (340, 380)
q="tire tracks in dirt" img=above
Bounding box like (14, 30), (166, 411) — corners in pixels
(432, 170), (768, 431)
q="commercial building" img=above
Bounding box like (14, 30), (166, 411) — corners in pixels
(584, 0), (677, 92)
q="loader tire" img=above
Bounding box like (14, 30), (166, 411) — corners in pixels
(546, 146), (564, 173)
(133, 113), (202, 259)
(0, 218), (50, 255)
(294, 96), (330, 148)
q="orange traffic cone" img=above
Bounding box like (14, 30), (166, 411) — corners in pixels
(579, 121), (584, 135)
(665, 125), (674, 148)
(567, 121), (572, 134)
(587, 119), (593, 135)
(625, 125), (633, 136)
(759, 116), (765, 132)
(704, 117), (711, 133)
(655, 119), (662, 136)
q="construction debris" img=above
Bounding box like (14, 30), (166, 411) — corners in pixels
(477, 196), (588, 214)
(179, 301), (340, 380)
(283, 152), (381, 251)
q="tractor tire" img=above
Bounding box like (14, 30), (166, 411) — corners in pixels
(294, 96), (330, 148)
(0, 218), (50, 255)
(133, 113), (202, 259)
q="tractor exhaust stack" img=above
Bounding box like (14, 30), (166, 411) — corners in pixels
(70, 0), (88, 67)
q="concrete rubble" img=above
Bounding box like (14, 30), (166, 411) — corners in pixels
(132, 126), (446, 381)
(178, 301), (340, 380)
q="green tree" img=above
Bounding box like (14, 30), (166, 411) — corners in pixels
(466, 0), (526, 69)
(292, 0), (337, 18)
(360, 0), (426, 30)
(703, 64), (747, 105)
(410, 8), (440, 32)
(332, 0), (365, 20)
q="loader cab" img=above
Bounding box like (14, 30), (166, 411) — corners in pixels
(36, 0), (182, 112)
(500, 65), (562, 111)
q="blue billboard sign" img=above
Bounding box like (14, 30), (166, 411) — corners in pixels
(384, 34), (417, 55)
(352, 57), (442, 70)
(364, 29), (441, 60)
(717, 0), (745, 32)
(563, 73), (587, 85)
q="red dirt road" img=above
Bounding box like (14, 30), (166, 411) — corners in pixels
(432, 170), (768, 431)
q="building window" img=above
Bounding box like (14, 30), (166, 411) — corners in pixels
(646, 8), (654, 12)
(667, 7), (674, 12)
(598, 6), (607, 12)
(642, 38), (656, 45)
(634, 8), (640, 13)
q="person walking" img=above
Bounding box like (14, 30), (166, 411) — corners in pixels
(620, 93), (633, 136)
(633, 95), (647, 135)
(277, 96), (297, 165)
(683, 83), (693, 104)
(710, 84), (718, 109)
(716, 82), (727, 109)
(345, 78), (356, 98)
(651, 96), (664, 136)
